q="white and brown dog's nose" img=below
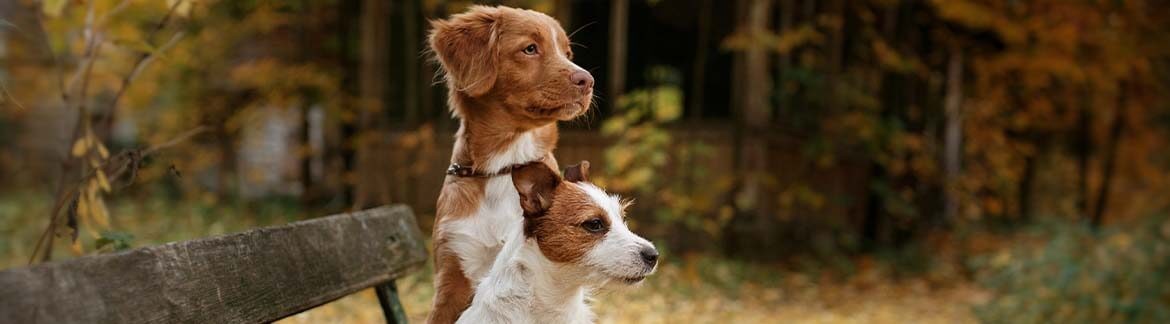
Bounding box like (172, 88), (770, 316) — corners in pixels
(570, 70), (594, 91)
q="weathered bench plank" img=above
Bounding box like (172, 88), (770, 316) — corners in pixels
(0, 205), (427, 324)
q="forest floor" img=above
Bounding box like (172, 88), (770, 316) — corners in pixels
(0, 194), (990, 323)
(280, 255), (990, 324)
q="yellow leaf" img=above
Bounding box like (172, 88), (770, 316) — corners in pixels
(87, 180), (99, 199)
(70, 240), (83, 256)
(652, 87), (682, 122)
(91, 197), (110, 228)
(166, 0), (193, 18)
(97, 143), (109, 159)
(77, 193), (100, 239)
(42, 0), (67, 17)
(607, 146), (635, 171)
(96, 171), (112, 192)
(71, 138), (88, 157)
(626, 168), (653, 188)
(85, 224), (100, 239)
(774, 24), (823, 54)
(77, 194), (90, 222)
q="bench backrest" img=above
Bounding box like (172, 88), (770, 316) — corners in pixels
(0, 205), (427, 324)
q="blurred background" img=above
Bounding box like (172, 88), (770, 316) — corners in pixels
(2, 0), (1169, 322)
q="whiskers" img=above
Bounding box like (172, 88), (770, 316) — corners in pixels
(568, 21), (597, 40)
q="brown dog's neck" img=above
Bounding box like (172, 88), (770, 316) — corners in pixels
(450, 96), (559, 173)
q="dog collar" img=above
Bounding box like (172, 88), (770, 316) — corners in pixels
(446, 163), (519, 178)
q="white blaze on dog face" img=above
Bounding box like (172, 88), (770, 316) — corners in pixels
(575, 183), (658, 283)
(512, 162), (658, 284)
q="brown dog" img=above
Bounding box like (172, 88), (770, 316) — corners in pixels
(426, 5), (594, 323)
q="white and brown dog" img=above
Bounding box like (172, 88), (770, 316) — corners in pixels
(426, 5), (595, 323)
(456, 161), (659, 324)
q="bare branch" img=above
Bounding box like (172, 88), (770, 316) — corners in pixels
(34, 0), (106, 263)
(124, 31), (186, 86)
(98, 0), (189, 136)
(31, 1), (194, 264)
(30, 126), (207, 264)
(142, 126), (206, 156)
(96, 0), (132, 27)
(30, 11), (70, 106)
(64, 0), (101, 102)
(0, 81), (26, 110)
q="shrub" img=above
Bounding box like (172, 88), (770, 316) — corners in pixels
(596, 66), (734, 241)
(973, 216), (1170, 323)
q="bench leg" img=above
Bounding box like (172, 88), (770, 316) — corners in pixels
(375, 281), (409, 324)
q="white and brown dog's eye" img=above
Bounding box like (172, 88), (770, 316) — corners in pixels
(523, 44), (538, 55)
(582, 218), (606, 233)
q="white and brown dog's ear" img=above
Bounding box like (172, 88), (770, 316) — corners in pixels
(428, 5), (499, 97)
(512, 162), (560, 218)
(563, 161), (589, 183)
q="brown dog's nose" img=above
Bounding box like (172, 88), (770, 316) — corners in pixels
(570, 71), (594, 90)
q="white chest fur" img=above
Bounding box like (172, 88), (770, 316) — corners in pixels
(482, 131), (544, 172)
(456, 236), (594, 324)
(443, 176), (522, 283)
(442, 131), (544, 286)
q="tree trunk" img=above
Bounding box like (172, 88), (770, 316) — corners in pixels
(608, 0), (629, 111)
(358, 0), (388, 118)
(862, 163), (884, 250)
(402, 0), (420, 127)
(742, 0), (773, 124)
(824, 0), (845, 112)
(688, 0), (712, 120)
(554, 0), (573, 29)
(432, 0), (453, 134)
(774, 0), (793, 118)
(297, 1), (315, 201)
(942, 49), (963, 224)
(301, 104), (314, 199)
(1092, 82), (1127, 228)
(354, 0), (391, 209)
(1077, 95), (1091, 219)
(739, 0), (773, 244)
(1018, 151), (1037, 222)
(338, 0), (360, 206)
(722, 0), (775, 257)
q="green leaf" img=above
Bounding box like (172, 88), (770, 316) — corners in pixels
(96, 231), (135, 251)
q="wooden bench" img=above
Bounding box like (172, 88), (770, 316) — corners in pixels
(0, 205), (428, 324)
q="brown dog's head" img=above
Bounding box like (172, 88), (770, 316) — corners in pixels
(429, 6), (594, 124)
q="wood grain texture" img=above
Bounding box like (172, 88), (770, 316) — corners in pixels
(0, 205), (427, 324)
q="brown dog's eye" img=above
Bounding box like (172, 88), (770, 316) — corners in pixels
(582, 218), (607, 233)
(523, 44), (538, 55)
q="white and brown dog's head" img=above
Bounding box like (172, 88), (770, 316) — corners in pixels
(511, 161), (659, 284)
(429, 5), (594, 126)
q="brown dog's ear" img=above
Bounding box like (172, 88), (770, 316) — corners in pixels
(563, 161), (590, 183)
(428, 6), (500, 97)
(512, 162), (560, 218)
